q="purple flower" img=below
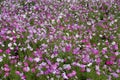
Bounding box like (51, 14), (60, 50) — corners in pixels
(62, 73), (68, 79)
(73, 48), (79, 54)
(92, 48), (99, 55)
(111, 73), (119, 78)
(16, 71), (21, 75)
(67, 70), (76, 78)
(65, 45), (71, 52)
(106, 60), (114, 65)
(5, 49), (11, 54)
(96, 58), (101, 64)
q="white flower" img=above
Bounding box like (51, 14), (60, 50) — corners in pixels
(0, 56), (3, 62)
(22, 14), (26, 18)
(51, 54), (55, 58)
(13, 30), (16, 33)
(25, 67), (30, 72)
(52, 19), (55, 24)
(3, 54), (6, 57)
(7, 30), (11, 34)
(18, 62), (22, 66)
(62, 73), (68, 79)
(9, 37), (13, 41)
(1, 44), (5, 47)
(13, 43), (17, 46)
(86, 68), (91, 72)
(50, 78), (54, 80)
(103, 47), (107, 50)
(87, 21), (91, 25)
(99, 34), (103, 37)
(34, 57), (40, 62)
(41, 62), (46, 66)
(114, 19), (118, 22)
(87, 63), (92, 67)
(63, 64), (71, 70)
(56, 58), (61, 62)
(96, 65), (100, 71)
(17, 35), (20, 38)
(97, 43), (100, 45)
(10, 47), (14, 50)
(76, 34), (79, 38)
(66, 33), (69, 36)
(58, 15), (62, 19)
(112, 41), (116, 45)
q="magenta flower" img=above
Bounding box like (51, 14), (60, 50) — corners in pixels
(106, 60), (114, 65)
(4, 67), (10, 72)
(102, 48), (107, 54)
(23, 67), (30, 72)
(28, 57), (33, 62)
(65, 45), (71, 52)
(92, 48), (99, 55)
(4, 72), (9, 77)
(96, 58), (101, 64)
(24, 62), (29, 67)
(16, 71), (21, 75)
(21, 75), (26, 80)
(73, 47), (79, 54)
(113, 44), (118, 50)
(0, 49), (3, 53)
(67, 70), (76, 78)
(5, 48), (11, 54)
(31, 68), (35, 73)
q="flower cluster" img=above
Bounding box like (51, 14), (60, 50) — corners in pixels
(0, 0), (120, 80)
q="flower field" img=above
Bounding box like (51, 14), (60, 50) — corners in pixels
(0, 0), (120, 80)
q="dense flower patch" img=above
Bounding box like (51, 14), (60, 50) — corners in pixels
(0, 0), (120, 80)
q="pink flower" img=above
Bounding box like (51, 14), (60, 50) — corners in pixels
(24, 62), (28, 66)
(4, 67), (10, 72)
(4, 72), (9, 77)
(92, 48), (99, 55)
(16, 71), (21, 75)
(28, 57), (33, 62)
(21, 75), (26, 80)
(102, 48), (107, 54)
(4, 64), (10, 72)
(106, 60), (113, 65)
(111, 73), (119, 78)
(65, 45), (71, 52)
(63, 64), (71, 70)
(80, 68), (86, 72)
(4, 64), (9, 67)
(67, 70), (76, 78)
(5, 49), (11, 54)
(62, 73), (68, 79)
(73, 48), (79, 54)
(31, 68), (35, 73)
(96, 71), (101, 75)
(23, 67), (30, 72)
(96, 58), (101, 64)
(113, 44), (118, 50)
(0, 49), (3, 53)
